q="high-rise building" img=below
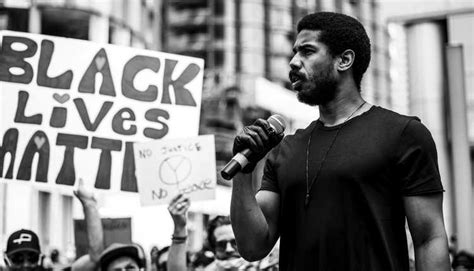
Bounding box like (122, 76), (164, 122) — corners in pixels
(160, 0), (389, 107)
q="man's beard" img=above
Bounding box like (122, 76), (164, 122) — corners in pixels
(296, 69), (338, 106)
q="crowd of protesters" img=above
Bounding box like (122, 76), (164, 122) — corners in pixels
(1, 179), (279, 271)
(2, 182), (473, 271)
(0, 176), (471, 271)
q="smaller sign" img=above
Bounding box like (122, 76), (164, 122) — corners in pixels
(134, 135), (216, 206)
(74, 217), (132, 258)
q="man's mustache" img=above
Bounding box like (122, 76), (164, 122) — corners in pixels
(289, 70), (305, 82)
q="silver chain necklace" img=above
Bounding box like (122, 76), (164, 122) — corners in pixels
(304, 101), (366, 208)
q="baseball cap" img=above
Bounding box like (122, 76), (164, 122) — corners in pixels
(5, 229), (41, 256)
(99, 243), (146, 270)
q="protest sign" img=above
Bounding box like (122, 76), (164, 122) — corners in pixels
(74, 217), (132, 258)
(134, 135), (216, 206)
(0, 31), (204, 192)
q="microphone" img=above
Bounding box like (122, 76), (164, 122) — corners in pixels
(221, 115), (286, 180)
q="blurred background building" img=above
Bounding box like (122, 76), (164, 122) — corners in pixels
(384, 1), (474, 253)
(0, 0), (473, 263)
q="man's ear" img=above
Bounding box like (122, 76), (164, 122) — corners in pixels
(337, 49), (355, 72)
(39, 253), (45, 266)
(4, 252), (11, 267)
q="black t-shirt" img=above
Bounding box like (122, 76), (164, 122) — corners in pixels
(260, 106), (444, 271)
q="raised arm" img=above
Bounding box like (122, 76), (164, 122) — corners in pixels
(71, 179), (104, 270)
(231, 173), (280, 261)
(404, 193), (450, 271)
(167, 194), (191, 271)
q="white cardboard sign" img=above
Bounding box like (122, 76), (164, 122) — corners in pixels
(134, 135), (216, 205)
(0, 31), (204, 192)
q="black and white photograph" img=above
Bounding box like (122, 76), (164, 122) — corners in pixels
(0, 0), (473, 270)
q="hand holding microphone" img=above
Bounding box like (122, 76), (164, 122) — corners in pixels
(221, 115), (286, 180)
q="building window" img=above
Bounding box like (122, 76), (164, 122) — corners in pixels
(62, 195), (74, 249)
(38, 191), (51, 248)
(40, 7), (90, 40)
(0, 8), (29, 31)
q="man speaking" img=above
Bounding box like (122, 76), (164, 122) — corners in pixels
(229, 12), (450, 271)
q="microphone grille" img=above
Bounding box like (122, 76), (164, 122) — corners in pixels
(268, 115), (286, 134)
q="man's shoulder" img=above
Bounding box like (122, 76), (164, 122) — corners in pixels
(373, 106), (419, 121)
(370, 106), (421, 128)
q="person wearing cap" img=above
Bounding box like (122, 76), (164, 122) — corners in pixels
(4, 229), (43, 271)
(98, 243), (146, 271)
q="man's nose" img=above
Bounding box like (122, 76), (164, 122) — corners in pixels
(225, 242), (235, 252)
(289, 54), (301, 70)
(23, 260), (34, 267)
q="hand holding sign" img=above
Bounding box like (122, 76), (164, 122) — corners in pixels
(168, 194), (190, 231)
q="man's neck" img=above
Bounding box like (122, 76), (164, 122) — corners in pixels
(318, 86), (367, 127)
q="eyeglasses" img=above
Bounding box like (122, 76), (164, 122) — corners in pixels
(215, 239), (237, 252)
(8, 252), (40, 266)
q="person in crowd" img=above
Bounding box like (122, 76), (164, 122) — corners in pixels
(452, 250), (474, 271)
(204, 216), (256, 271)
(229, 11), (450, 271)
(166, 194), (190, 271)
(189, 249), (215, 271)
(257, 243), (279, 271)
(70, 179), (146, 271)
(150, 246), (159, 271)
(43, 248), (70, 270)
(156, 246), (169, 271)
(98, 243), (146, 271)
(166, 194), (255, 271)
(3, 229), (44, 271)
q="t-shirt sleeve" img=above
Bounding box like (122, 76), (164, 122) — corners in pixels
(395, 118), (444, 196)
(259, 145), (281, 193)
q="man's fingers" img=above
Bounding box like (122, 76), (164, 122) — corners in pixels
(169, 193), (183, 206)
(254, 119), (276, 135)
(247, 126), (270, 149)
(175, 199), (190, 210)
(169, 195), (190, 212)
(236, 134), (259, 153)
(168, 205), (181, 215)
(176, 201), (190, 214)
(251, 122), (271, 142)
